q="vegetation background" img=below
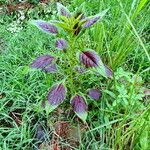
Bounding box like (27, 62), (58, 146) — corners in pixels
(0, 0), (149, 149)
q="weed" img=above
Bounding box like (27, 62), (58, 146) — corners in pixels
(0, 0), (149, 149)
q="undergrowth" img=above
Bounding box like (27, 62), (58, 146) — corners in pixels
(0, 0), (149, 149)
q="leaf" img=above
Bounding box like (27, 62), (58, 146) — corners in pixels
(36, 125), (46, 142)
(74, 12), (85, 20)
(71, 95), (87, 122)
(51, 20), (73, 32)
(30, 55), (55, 69)
(79, 51), (112, 78)
(87, 89), (101, 100)
(59, 15), (70, 23)
(82, 9), (109, 28)
(31, 20), (58, 34)
(95, 64), (107, 78)
(79, 50), (102, 68)
(104, 65), (113, 78)
(43, 64), (57, 73)
(95, 64), (113, 78)
(56, 38), (68, 50)
(57, 2), (71, 18)
(47, 83), (66, 112)
(82, 16), (100, 28)
(30, 55), (57, 73)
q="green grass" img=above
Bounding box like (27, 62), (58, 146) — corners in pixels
(0, 0), (150, 149)
(0, 25), (54, 149)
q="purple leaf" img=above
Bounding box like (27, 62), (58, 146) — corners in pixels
(83, 16), (100, 28)
(47, 83), (66, 107)
(43, 64), (57, 73)
(71, 95), (87, 122)
(87, 89), (101, 100)
(30, 55), (55, 69)
(56, 38), (68, 50)
(57, 3), (71, 18)
(79, 51), (111, 78)
(32, 20), (58, 34)
(36, 125), (46, 142)
(104, 65), (113, 78)
(82, 9), (109, 28)
(79, 50), (101, 68)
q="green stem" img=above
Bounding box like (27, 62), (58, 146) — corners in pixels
(66, 34), (77, 95)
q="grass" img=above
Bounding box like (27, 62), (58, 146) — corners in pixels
(0, 0), (150, 149)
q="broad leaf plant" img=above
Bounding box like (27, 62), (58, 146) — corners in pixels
(30, 3), (112, 122)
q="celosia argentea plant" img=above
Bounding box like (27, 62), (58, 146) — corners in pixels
(30, 3), (112, 122)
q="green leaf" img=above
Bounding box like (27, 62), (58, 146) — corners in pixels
(76, 112), (87, 123)
(45, 101), (57, 115)
(51, 20), (73, 32)
(59, 15), (70, 23)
